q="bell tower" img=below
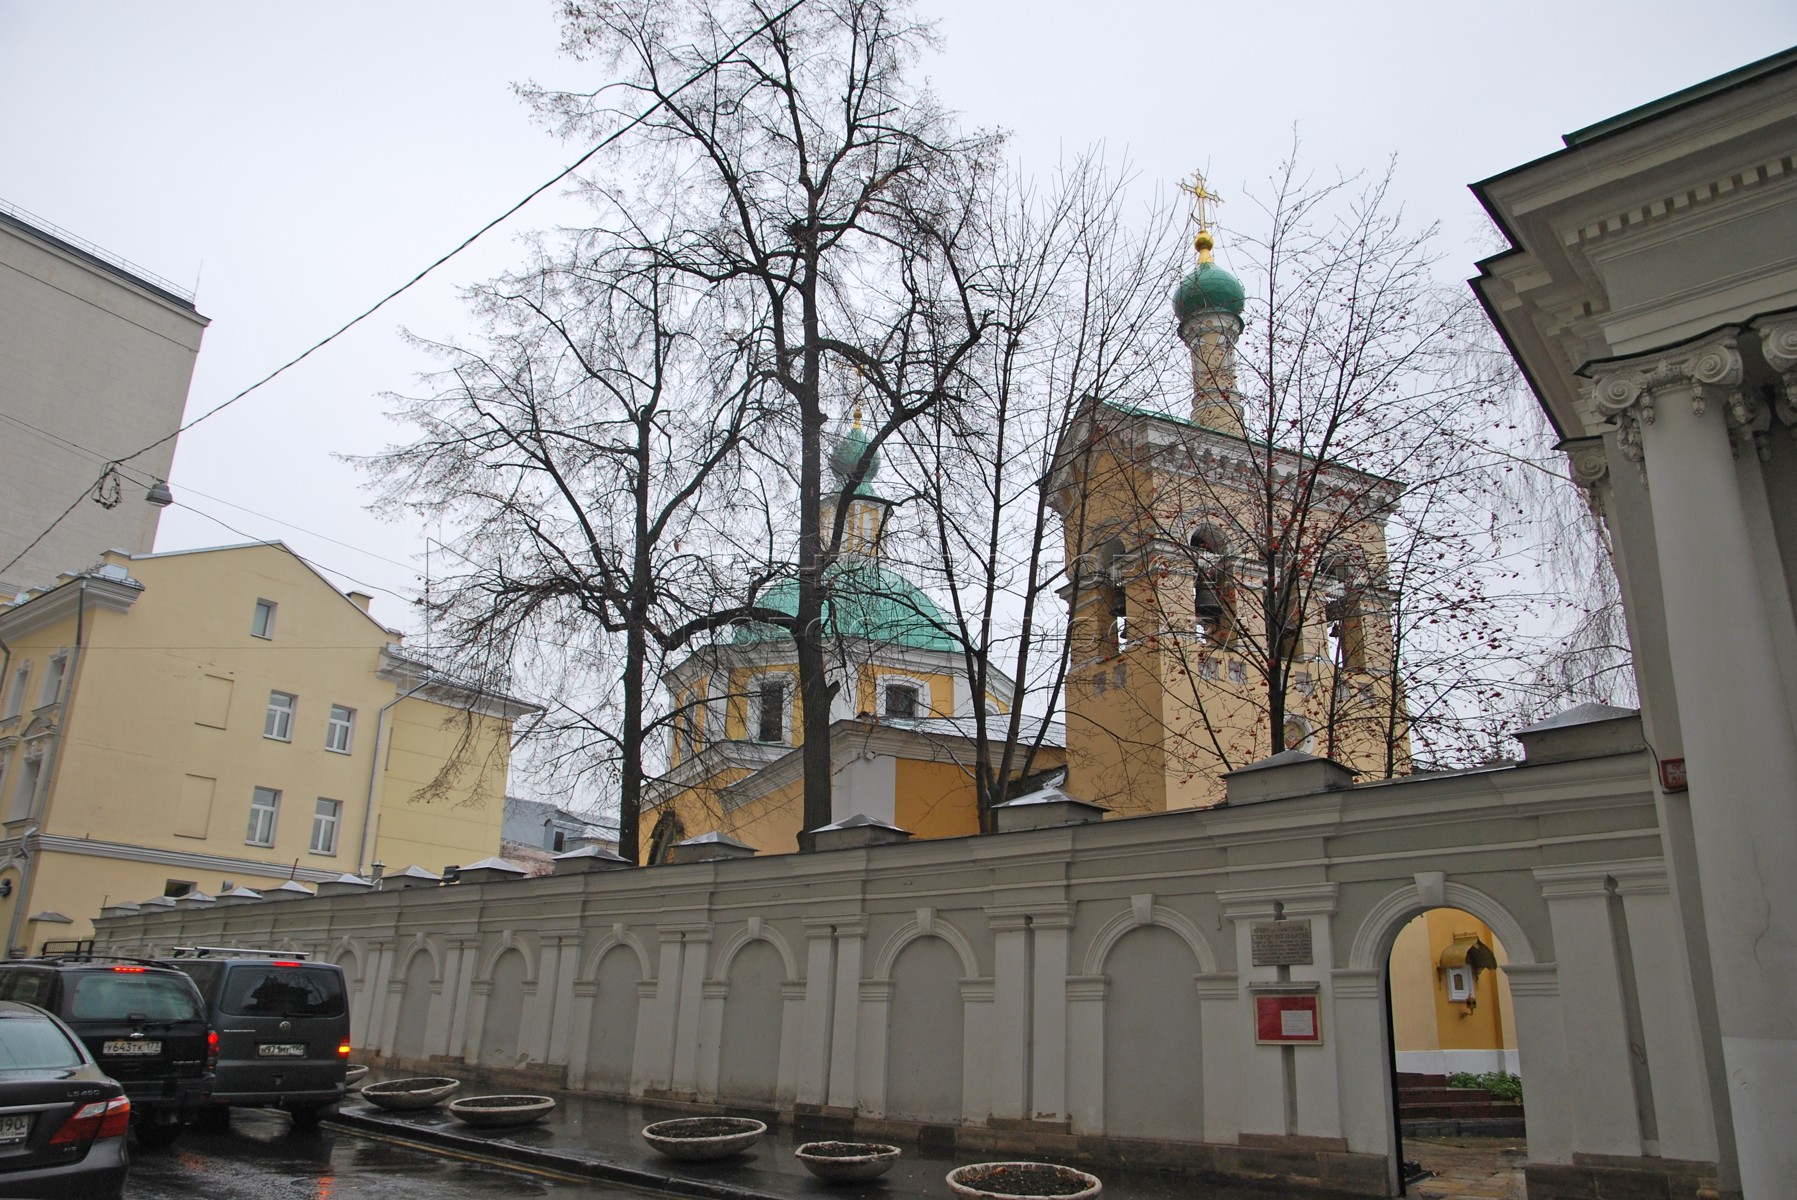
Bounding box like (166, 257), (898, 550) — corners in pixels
(1049, 174), (1407, 814)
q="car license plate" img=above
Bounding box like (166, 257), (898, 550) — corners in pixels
(258, 1043), (306, 1057)
(102, 1039), (161, 1056)
(0, 1114), (29, 1146)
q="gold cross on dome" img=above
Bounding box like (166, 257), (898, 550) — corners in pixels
(1179, 171), (1223, 232)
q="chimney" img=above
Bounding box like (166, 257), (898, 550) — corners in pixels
(346, 591), (373, 613)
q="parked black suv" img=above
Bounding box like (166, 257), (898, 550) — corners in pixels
(0, 958), (211, 1149)
(164, 949), (349, 1127)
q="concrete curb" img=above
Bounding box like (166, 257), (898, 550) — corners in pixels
(326, 1108), (788, 1200)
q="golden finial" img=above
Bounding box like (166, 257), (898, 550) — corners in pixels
(1178, 171), (1223, 263)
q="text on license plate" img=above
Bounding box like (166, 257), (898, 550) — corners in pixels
(102, 1039), (161, 1056)
(0, 1114), (30, 1146)
(258, 1043), (306, 1057)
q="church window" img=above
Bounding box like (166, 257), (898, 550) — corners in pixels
(1323, 562), (1368, 672)
(1190, 528), (1236, 645)
(1227, 659), (1247, 685)
(1093, 537), (1128, 653)
(884, 683), (919, 719)
(1198, 657), (1219, 681)
(751, 678), (787, 743)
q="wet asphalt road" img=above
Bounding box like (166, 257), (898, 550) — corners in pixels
(124, 1108), (641, 1199)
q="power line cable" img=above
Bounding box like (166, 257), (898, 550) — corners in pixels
(1, 1), (801, 581)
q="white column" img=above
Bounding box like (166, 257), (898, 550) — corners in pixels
(776, 981), (806, 1107)
(566, 980), (597, 1090)
(544, 938), (581, 1066)
(796, 920), (837, 1107)
(440, 937), (477, 1063)
(1501, 964), (1573, 1165)
(696, 980), (728, 1100)
(362, 940), (394, 1054)
(1030, 914), (1073, 1123)
(1535, 868), (1644, 1156)
(1064, 975), (1106, 1133)
(462, 980), (493, 1063)
(668, 930), (712, 1095)
(1195, 973), (1241, 1145)
(854, 979), (890, 1114)
(1612, 867), (1719, 1163)
(1330, 969), (1389, 1160)
(961, 978), (996, 1125)
(825, 921), (865, 1109)
(1590, 338), (1797, 1198)
(988, 913), (1032, 1121)
(640, 931), (687, 1093)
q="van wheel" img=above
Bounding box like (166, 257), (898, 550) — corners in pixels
(136, 1121), (183, 1150)
(285, 1103), (328, 1129)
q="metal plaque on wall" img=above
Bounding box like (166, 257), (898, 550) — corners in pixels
(1250, 919), (1314, 966)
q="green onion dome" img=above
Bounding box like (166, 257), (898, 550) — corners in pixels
(1173, 259), (1246, 320)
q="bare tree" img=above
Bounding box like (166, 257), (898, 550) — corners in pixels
(365, 251), (784, 862)
(887, 154), (1184, 830)
(531, 0), (1003, 841)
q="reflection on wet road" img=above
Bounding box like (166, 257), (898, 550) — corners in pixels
(124, 1109), (635, 1199)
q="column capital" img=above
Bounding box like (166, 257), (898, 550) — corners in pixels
(1753, 311), (1797, 434)
(1580, 334), (1744, 474)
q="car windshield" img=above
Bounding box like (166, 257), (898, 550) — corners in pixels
(68, 973), (203, 1023)
(0, 1016), (83, 1069)
(221, 967), (345, 1018)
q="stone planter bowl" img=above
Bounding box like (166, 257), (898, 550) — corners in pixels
(795, 1140), (902, 1183)
(360, 1076), (461, 1111)
(343, 1064), (369, 1088)
(946, 1162), (1103, 1200)
(640, 1116), (767, 1160)
(448, 1094), (556, 1128)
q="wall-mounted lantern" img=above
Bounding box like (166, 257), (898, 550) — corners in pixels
(1439, 933), (1498, 1014)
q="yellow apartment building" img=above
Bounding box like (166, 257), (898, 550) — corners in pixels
(0, 542), (539, 953)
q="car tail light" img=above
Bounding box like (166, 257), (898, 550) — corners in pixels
(111, 966), (146, 973)
(207, 1030), (220, 1070)
(337, 1041), (352, 1057)
(271, 961), (302, 967)
(49, 1097), (130, 1144)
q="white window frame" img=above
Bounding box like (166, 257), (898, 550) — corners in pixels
(246, 786), (280, 846)
(309, 797), (341, 855)
(880, 675), (930, 720)
(7, 744), (43, 822)
(264, 691), (296, 741)
(3, 664), (29, 720)
(37, 651), (67, 708)
(747, 674), (790, 744)
(325, 704), (355, 754)
(251, 599), (277, 639)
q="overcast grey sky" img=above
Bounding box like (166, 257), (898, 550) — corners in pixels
(3, 1), (1793, 636)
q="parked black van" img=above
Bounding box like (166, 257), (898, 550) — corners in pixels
(0, 956), (212, 1148)
(164, 950), (349, 1127)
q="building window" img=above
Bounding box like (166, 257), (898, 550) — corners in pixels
(310, 798), (341, 855)
(884, 683), (919, 719)
(3, 665), (29, 720)
(163, 880), (195, 898)
(246, 786), (280, 846)
(38, 652), (67, 708)
(251, 599), (277, 639)
(552, 830), (566, 853)
(1227, 659), (1247, 685)
(751, 678), (787, 743)
(8, 749), (42, 822)
(264, 691), (296, 741)
(325, 704), (355, 754)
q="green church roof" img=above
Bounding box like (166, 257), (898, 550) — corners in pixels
(1173, 260), (1246, 319)
(732, 560), (959, 653)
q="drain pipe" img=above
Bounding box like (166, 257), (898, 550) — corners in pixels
(358, 676), (433, 877)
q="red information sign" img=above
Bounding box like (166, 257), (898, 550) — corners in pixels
(1255, 993), (1322, 1045)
